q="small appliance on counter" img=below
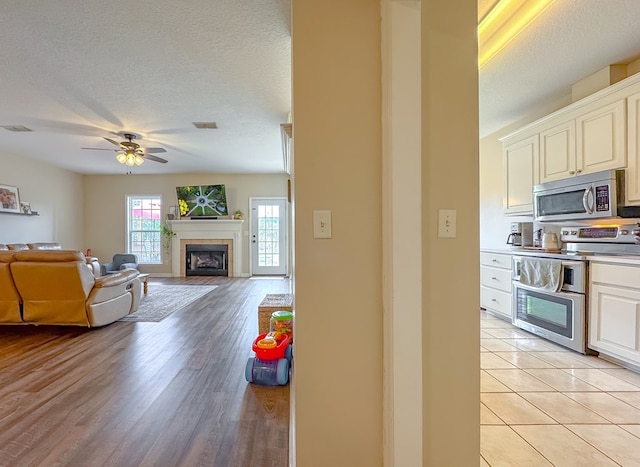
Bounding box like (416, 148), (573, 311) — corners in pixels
(506, 222), (533, 247)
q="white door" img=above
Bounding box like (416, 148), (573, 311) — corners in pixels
(250, 197), (288, 275)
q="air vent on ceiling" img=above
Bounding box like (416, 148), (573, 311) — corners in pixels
(1, 125), (33, 132)
(192, 122), (218, 129)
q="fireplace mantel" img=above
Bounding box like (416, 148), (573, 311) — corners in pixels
(169, 219), (243, 277)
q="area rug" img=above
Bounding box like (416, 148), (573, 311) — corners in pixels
(119, 285), (218, 322)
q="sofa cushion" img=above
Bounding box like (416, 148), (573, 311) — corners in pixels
(14, 250), (85, 262)
(119, 262), (138, 270)
(28, 242), (62, 250)
(7, 243), (29, 251)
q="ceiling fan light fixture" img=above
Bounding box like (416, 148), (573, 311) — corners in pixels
(117, 149), (144, 167)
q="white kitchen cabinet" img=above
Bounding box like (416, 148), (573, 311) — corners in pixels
(575, 98), (626, 175)
(502, 134), (538, 215)
(539, 119), (576, 184)
(625, 90), (640, 204)
(480, 251), (512, 321)
(589, 262), (640, 367)
(537, 99), (625, 184)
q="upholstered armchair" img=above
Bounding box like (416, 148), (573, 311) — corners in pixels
(101, 253), (139, 275)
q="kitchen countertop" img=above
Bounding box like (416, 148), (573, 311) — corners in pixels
(482, 247), (640, 264)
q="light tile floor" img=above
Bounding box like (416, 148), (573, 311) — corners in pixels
(480, 310), (640, 466)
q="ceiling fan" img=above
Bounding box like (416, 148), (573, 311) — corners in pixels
(82, 133), (168, 166)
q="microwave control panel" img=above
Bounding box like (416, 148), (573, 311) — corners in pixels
(595, 185), (610, 211)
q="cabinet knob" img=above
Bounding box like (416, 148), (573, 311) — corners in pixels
(569, 171), (575, 175)
(491, 298), (498, 302)
(492, 259), (498, 262)
(491, 277), (498, 280)
(576, 169), (582, 174)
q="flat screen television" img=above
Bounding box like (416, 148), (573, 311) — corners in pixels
(176, 185), (228, 218)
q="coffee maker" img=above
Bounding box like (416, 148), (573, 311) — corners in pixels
(506, 222), (533, 247)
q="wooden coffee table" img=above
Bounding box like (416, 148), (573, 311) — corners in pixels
(138, 273), (150, 294)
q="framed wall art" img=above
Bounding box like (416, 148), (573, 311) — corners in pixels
(0, 184), (20, 213)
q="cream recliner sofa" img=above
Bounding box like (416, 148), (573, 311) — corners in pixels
(8, 250), (141, 327)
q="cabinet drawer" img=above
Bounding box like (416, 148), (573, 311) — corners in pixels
(480, 286), (512, 318)
(480, 266), (512, 293)
(480, 252), (512, 270)
(591, 262), (640, 289)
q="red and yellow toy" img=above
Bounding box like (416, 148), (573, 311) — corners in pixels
(252, 331), (290, 360)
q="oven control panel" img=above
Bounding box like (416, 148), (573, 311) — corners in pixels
(561, 225), (636, 243)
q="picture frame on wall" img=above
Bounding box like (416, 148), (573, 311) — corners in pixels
(0, 184), (20, 213)
(20, 202), (32, 214)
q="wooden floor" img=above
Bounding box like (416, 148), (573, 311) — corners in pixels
(0, 277), (291, 467)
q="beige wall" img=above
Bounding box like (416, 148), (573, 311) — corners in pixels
(421, 0), (479, 464)
(83, 173), (288, 275)
(292, 0), (479, 465)
(0, 150), (84, 248)
(292, 0), (383, 465)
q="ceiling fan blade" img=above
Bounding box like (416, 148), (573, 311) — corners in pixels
(103, 137), (121, 147)
(145, 147), (167, 154)
(81, 147), (117, 151)
(143, 154), (168, 164)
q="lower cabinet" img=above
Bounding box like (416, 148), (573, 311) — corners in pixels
(480, 252), (512, 321)
(589, 262), (640, 366)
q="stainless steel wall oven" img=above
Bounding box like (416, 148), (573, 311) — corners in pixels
(512, 256), (588, 353)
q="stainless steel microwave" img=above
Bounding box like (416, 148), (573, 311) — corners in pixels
(533, 169), (624, 222)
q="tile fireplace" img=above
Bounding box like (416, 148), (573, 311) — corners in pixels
(169, 219), (244, 277)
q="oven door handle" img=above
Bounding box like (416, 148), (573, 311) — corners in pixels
(583, 186), (594, 214)
(512, 280), (582, 297)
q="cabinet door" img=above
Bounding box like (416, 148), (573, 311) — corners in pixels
(539, 120), (576, 183)
(589, 282), (640, 366)
(626, 91), (640, 204)
(576, 98), (626, 175)
(503, 135), (538, 215)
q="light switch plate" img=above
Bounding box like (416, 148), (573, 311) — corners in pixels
(313, 210), (332, 238)
(438, 209), (456, 238)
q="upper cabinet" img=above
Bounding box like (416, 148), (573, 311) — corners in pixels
(539, 119), (576, 183)
(501, 72), (640, 213)
(576, 98), (626, 175)
(538, 99), (625, 184)
(625, 90), (640, 203)
(502, 134), (538, 215)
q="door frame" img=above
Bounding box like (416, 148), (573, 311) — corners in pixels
(248, 196), (290, 276)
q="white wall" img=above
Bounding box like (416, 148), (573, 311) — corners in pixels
(480, 98), (572, 250)
(83, 173), (288, 275)
(0, 150), (84, 247)
(382, 1), (423, 465)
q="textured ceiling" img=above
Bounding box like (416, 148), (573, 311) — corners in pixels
(2, 1), (640, 174)
(0, 0), (291, 174)
(479, 0), (640, 138)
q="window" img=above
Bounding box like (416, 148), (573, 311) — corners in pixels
(127, 195), (162, 264)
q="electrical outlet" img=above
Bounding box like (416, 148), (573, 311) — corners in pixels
(438, 209), (456, 238)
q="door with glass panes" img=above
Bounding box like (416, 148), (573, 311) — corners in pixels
(250, 197), (288, 275)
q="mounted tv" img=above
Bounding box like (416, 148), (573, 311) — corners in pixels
(176, 185), (228, 218)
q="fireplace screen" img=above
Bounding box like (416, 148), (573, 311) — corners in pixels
(186, 244), (228, 276)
